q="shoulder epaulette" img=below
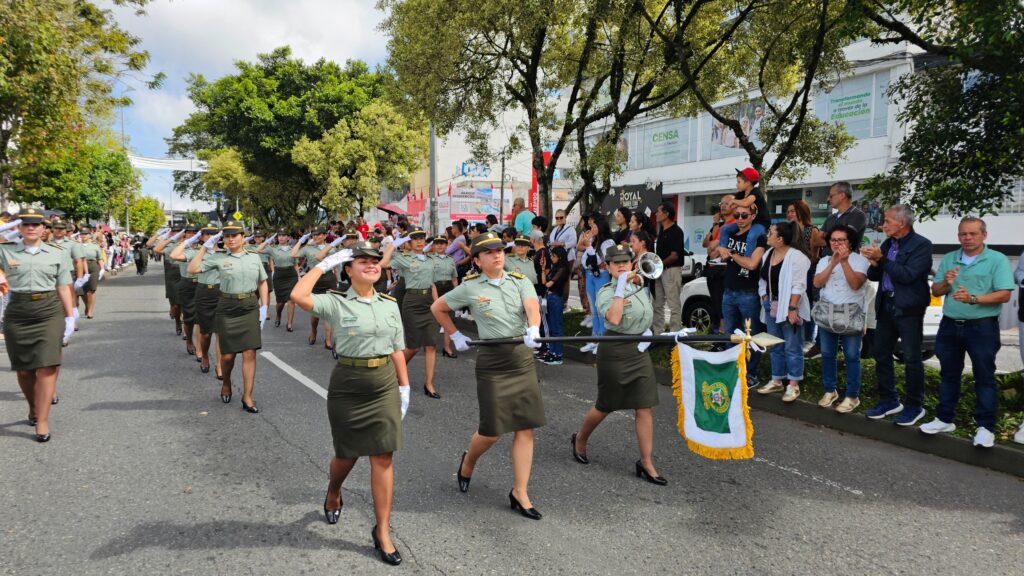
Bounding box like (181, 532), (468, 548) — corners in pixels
(379, 293), (397, 302)
(464, 273), (480, 280)
(509, 271), (526, 280)
(328, 289), (347, 296)
(46, 242), (65, 250)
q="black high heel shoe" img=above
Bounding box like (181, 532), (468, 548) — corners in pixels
(36, 433), (51, 443)
(508, 491), (542, 520)
(241, 400), (260, 414)
(423, 385), (440, 399)
(322, 492), (342, 525)
(371, 525), (401, 566)
(571, 433), (589, 465)
(635, 460), (667, 486)
(220, 385), (232, 404)
(275, 319), (281, 328)
(28, 416), (37, 426)
(286, 325), (294, 332)
(308, 334), (316, 345)
(200, 362), (210, 374)
(456, 451), (471, 493)
(186, 343), (196, 356)
(51, 395), (59, 405)
(442, 349), (458, 358)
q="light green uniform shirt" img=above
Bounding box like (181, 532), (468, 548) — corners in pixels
(247, 245), (270, 265)
(197, 252), (224, 285)
(504, 256), (537, 284)
(935, 246), (1015, 320)
(389, 251), (436, 289)
(311, 291), (405, 356)
(0, 242), (74, 291)
(596, 282), (654, 335)
(268, 245), (297, 269)
(298, 244), (333, 267)
(52, 238), (84, 261)
(430, 253), (457, 284)
(180, 247), (200, 279)
(162, 241), (178, 267)
(200, 250), (267, 294)
(442, 272), (538, 340)
(80, 242), (103, 262)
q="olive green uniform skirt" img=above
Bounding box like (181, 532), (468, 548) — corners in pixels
(84, 260), (100, 293)
(272, 267), (298, 302)
(164, 261), (182, 304)
(195, 283), (221, 335)
(401, 291), (438, 349)
(327, 363), (402, 458)
(595, 331), (659, 412)
(178, 278), (198, 324)
(4, 292), (64, 371)
(215, 295), (261, 354)
(476, 343), (545, 436)
(391, 276), (406, 308)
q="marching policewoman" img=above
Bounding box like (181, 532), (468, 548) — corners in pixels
(431, 231), (547, 520)
(291, 227), (339, 350)
(173, 224), (221, 373)
(571, 244), (666, 485)
(170, 224), (201, 356)
(380, 228), (441, 398)
(0, 208), (76, 442)
(189, 221), (269, 412)
(77, 224), (104, 319)
(259, 229), (298, 331)
(430, 235), (459, 358)
(291, 240), (410, 566)
(153, 223), (185, 335)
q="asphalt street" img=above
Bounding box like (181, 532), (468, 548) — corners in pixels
(2, 271), (1023, 576)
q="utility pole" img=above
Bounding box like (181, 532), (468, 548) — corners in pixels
(499, 152), (506, 224)
(428, 123), (438, 234)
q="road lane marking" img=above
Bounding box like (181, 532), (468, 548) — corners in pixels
(754, 457), (865, 496)
(260, 351), (327, 399)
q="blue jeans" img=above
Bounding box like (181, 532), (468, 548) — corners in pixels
(721, 289), (762, 373)
(762, 300), (805, 381)
(873, 294), (925, 409)
(585, 270), (611, 336)
(719, 222), (766, 256)
(546, 293), (565, 357)
(819, 329), (862, 397)
(935, 317), (1001, 429)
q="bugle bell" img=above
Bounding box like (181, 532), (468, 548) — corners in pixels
(636, 252), (664, 280)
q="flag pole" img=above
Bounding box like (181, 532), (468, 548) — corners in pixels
(467, 331), (783, 348)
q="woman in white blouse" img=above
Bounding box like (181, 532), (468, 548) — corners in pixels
(813, 224), (870, 412)
(576, 214), (616, 353)
(756, 221), (811, 402)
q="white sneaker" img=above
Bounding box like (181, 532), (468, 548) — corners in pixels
(1014, 424), (1024, 445)
(919, 418), (956, 435)
(591, 343), (598, 355)
(581, 315), (593, 328)
(973, 427), (995, 448)
(579, 343), (597, 353)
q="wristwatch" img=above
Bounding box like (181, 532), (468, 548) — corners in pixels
(788, 306), (798, 312)
(969, 295), (978, 305)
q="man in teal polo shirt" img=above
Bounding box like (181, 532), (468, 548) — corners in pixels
(920, 217), (1014, 447)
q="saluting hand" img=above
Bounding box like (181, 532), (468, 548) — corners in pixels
(0, 218), (22, 232)
(183, 233), (201, 247)
(168, 229), (186, 242)
(297, 233), (312, 245)
(315, 249), (353, 273)
(330, 236), (345, 247)
(202, 231), (223, 250)
(392, 234), (412, 247)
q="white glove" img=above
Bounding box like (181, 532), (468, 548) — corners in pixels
(400, 385), (410, 419)
(259, 305), (268, 330)
(155, 227), (170, 238)
(202, 231), (223, 250)
(73, 308), (80, 321)
(4, 231), (22, 242)
(424, 240), (434, 252)
(71, 232), (81, 240)
(244, 235), (254, 243)
(261, 233), (277, 246)
(637, 329), (654, 352)
(451, 331), (471, 352)
(183, 233), (201, 247)
(168, 229), (185, 242)
(330, 236), (344, 247)
(315, 249), (352, 272)
(62, 317), (75, 345)
(0, 218), (22, 232)
(73, 273), (90, 290)
(614, 272), (631, 298)
(505, 242), (515, 249)
(415, 254), (427, 261)
(297, 233), (312, 245)
(98, 267), (105, 281)
(523, 325), (542, 349)
(392, 234), (412, 247)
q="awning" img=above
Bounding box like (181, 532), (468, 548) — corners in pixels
(376, 203), (406, 215)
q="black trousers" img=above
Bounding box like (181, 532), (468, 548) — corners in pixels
(872, 293), (925, 409)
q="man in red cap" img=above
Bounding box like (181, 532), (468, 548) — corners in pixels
(718, 167), (769, 257)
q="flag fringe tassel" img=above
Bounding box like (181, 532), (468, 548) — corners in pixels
(671, 345), (755, 460)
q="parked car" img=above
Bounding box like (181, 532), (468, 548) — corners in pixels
(680, 251), (706, 280)
(678, 277), (941, 360)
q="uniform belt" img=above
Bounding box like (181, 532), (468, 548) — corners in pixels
(11, 291), (56, 301)
(406, 288), (431, 295)
(190, 278), (198, 283)
(86, 259), (98, 262)
(220, 292), (255, 300)
(943, 316), (998, 326)
(203, 283), (219, 289)
(336, 356), (391, 368)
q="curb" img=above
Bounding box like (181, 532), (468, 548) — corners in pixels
(456, 319), (1024, 479)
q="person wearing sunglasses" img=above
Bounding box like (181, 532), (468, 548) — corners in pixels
(714, 204), (767, 380)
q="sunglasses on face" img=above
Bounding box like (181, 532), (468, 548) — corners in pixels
(734, 213), (752, 220)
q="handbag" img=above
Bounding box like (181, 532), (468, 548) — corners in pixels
(812, 298), (865, 335)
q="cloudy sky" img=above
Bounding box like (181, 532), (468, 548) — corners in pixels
(111, 0), (389, 208)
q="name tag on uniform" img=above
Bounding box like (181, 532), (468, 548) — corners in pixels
(340, 316), (358, 326)
(8, 260), (18, 267)
(223, 262), (233, 268)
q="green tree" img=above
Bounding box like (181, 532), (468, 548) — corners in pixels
(859, 0), (1024, 218)
(292, 101), (427, 216)
(0, 0), (162, 205)
(126, 195), (166, 234)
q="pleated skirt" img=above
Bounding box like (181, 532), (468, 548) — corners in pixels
(476, 343), (545, 436)
(327, 363), (402, 458)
